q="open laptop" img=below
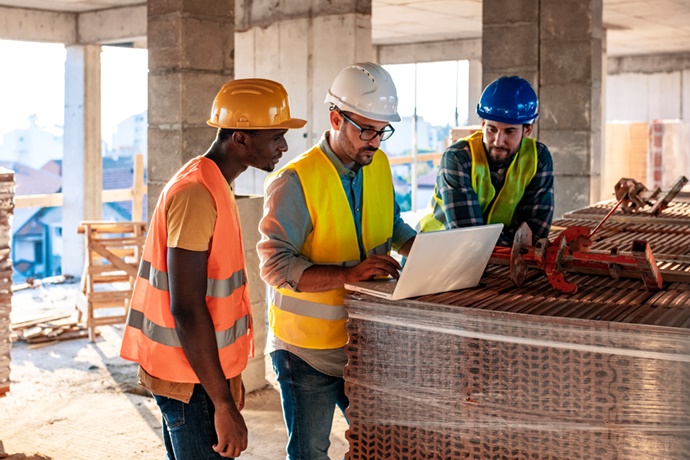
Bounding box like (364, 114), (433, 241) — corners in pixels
(345, 223), (503, 300)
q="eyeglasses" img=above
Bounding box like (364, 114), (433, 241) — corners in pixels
(336, 109), (395, 142)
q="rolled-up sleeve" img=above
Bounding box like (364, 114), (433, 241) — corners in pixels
(257, 169), (314, 291)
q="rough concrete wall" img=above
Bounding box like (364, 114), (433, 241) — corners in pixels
(482, 0), (539, 89)
(685, 70), (690, 123)
(482, 0), (603, 218)
(147, 0), (235, 212)
(607, 71), (683, 122)
(540, 0), (604, 217)
(233, 0), (373, 196)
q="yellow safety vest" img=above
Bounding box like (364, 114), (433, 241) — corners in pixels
(418, 131), (537, 232)
(266, 145), (394, 349)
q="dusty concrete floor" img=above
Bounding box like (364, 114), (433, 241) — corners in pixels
(1, 285), (348, 459)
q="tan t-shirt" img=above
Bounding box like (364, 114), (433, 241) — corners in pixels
(139, 180), (242, 404)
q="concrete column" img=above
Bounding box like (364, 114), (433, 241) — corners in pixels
(147, 0), (235, 210)
(236, 196), (266, 393)
(540, 0), (604, 215)
(147, 0), (267, 392)
(467, 59), (483, 126)
(62, 44), (102, 278)
(482, 0), (604, 217)
(234, 0), (373, 195)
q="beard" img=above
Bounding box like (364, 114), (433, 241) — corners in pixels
(353, 146), (378, 166)
(486, 141), (522, 170)
(335, 132), (377, 167)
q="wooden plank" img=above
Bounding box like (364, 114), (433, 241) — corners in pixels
(10, 313), (73, 331)
(13, 192), (63, 208)
(91, 273), (133, 284)
(88, 315), (127, 326)
(90, 236), (146, 246)
(388, 152), (443, 166)
(88, 240), (139, 277)
(88, 290), (131, 301)
(132, 153), (145, 221)
(88, 264), (135, 276)
(78, 221), (147, 234)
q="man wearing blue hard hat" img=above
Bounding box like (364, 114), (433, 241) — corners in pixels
(418, 75), (554, 246)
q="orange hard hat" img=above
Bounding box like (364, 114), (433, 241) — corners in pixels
(207, 78), (306, 130)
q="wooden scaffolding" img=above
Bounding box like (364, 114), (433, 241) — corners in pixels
(79, 221), (147, 342)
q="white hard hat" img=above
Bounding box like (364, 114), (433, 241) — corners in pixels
(325, 62), (401, 123)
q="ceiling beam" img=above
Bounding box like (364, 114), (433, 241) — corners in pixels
(78, 5), (147, 47)
(0, 4), (146, 46)
(376, 38), (481, 65)
(0, 5), (76, 44)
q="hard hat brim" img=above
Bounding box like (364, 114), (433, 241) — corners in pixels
(206, 117), (307, 130)
(476, 107), (539, 125)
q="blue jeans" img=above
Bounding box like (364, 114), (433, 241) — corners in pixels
(271, 350), (349, 460)
(154, 384), (235, 460)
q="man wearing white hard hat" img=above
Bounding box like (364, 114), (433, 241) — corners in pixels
(258, 62), (416, 459)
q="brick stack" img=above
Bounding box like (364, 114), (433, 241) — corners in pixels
(343, 197), (690, 460)
(0, 168), (13, 397)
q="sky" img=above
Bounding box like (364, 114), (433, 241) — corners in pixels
(0, 38), (467, 150)
(386, 60), (470, 128)
(0, 39), (148, 145)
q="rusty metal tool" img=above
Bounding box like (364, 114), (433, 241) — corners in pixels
(650, 175), (689, 216)
(491, 222), (663, 294)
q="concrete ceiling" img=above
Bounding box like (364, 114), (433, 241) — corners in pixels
(1, 0), (689, 57)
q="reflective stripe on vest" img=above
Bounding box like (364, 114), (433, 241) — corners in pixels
(127, 308), (250, 349)
(272, 291), (348, 321)
(138, 259), (247, 298)
(120, 156), (253, 383)
(265, 145), (394, 349)
(418, 131), (537, 232)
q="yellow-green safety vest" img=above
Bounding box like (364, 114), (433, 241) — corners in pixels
(418, 131), (537, 232)
(266, 145), (394, 349)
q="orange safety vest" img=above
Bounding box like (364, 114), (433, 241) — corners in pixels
(120, 156), (253, 383)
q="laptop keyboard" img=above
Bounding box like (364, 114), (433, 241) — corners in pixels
(373, 280), (397, 294)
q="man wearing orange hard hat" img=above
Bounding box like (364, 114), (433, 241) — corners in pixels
(120, 79), (306, 459)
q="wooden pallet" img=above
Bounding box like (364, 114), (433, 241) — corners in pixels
(78, 221), (146, 342)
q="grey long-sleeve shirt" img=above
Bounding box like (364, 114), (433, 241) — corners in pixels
(257, 131), (416, 376)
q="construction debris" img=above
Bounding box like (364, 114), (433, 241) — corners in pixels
(10, 274), (76, 293)
(10, 308), (96, 347)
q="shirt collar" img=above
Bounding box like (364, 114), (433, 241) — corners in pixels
(319, 131), (358, 178)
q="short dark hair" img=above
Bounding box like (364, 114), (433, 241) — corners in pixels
(216, 128), (258, 142)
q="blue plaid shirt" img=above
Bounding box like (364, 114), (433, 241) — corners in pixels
(433, 137), (554, 246)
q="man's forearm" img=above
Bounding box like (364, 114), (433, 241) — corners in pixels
(168, 248), (237, 412)
(295, 265), (349, 292)
(174, 306), (237, 408)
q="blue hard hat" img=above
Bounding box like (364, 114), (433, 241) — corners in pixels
(476, 76), (539, 124)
